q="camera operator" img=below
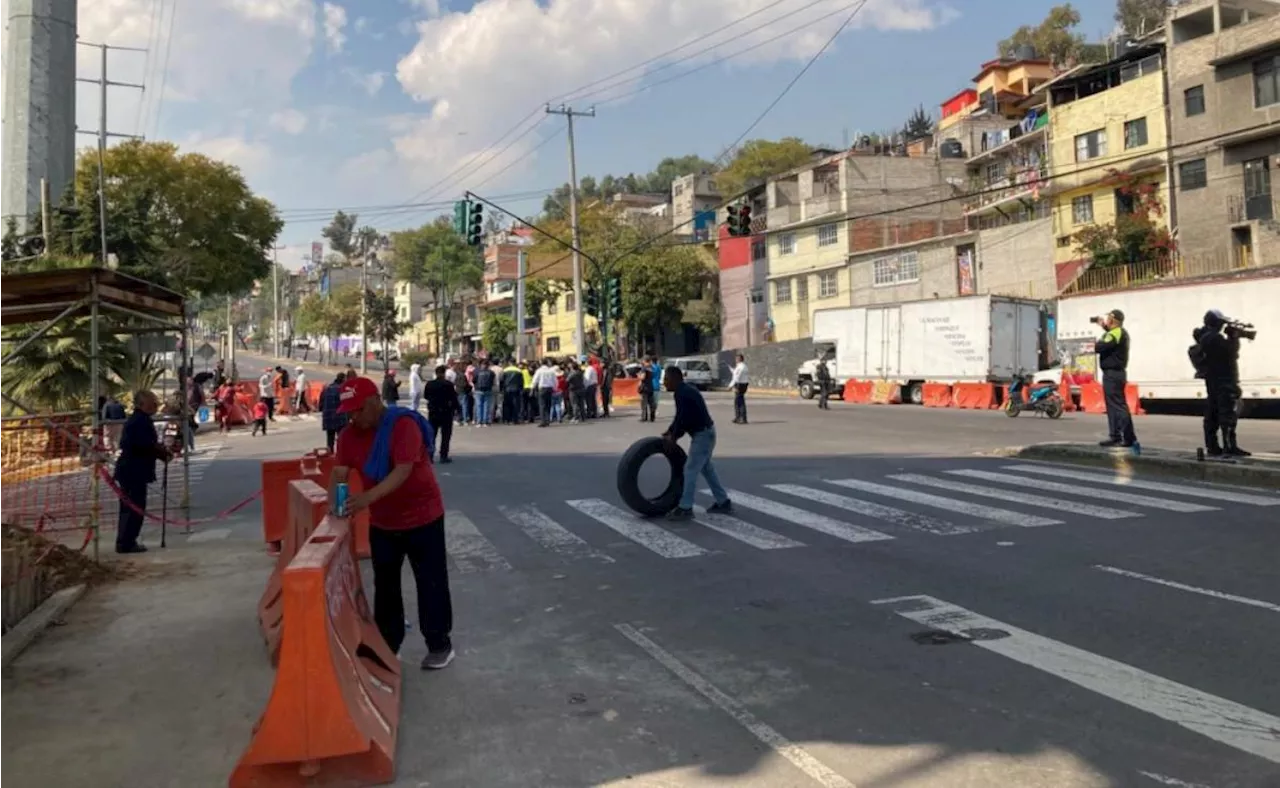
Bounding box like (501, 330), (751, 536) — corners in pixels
(1191, 309), (1251, 457)
(1093, 309), (1138, 449)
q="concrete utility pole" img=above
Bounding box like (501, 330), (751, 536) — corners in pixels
(359, 251), (370, 374)
(545, 104), (595, 356)
(272, 245), (283, 359)
(515, 248), (527, 362)
(75, 42), (145, 266)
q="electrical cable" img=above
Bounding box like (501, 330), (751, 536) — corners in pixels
(149, 0), (180, 140)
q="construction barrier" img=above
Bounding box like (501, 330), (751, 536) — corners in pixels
(842, 379), (873, 404)
(952, 382), (998, 410)
(1058, 377), (1077, 412)
(258, 479), (328, 666)
(298, 450), (371, 560)
(231, 517), (401, 787)
(261, 457), (326, 552)
(1078, 382), (1106, 414)
(921, 383), (952, 408)
(612, 377), (641, 405)
(868, 380), (902, 405)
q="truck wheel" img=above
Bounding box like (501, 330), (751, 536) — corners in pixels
(799, 379), (815, 399)
(907, 382), (924, 405)
(616, 436), (687, 517)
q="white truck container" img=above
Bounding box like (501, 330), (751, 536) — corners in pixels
(802, 294), (1044, 403)
(1051, 274), (1280, 405)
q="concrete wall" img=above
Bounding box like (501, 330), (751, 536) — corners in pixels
(976, 218), (1058, 297)
(848, 237), (966, 305)
(688, 337), (815, 391)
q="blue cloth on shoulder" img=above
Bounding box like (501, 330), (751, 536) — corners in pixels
(363, 406), (435, 485)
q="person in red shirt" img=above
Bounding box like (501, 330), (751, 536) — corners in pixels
(251, 398), (269, 436)
(330, 376), (455, 670)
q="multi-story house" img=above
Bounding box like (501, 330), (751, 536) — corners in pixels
(1046, 42), (1172, 287)
(716, 184), (769, 348)
(1164, 0), (1280, 271)
(393, 280), (432, 325)
(670, 173), (720, 242)
(763, 146), (967, 341)
(537, 285), (598, 357)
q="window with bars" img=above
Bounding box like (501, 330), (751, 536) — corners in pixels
(795, 276), (809, 302)
(1179, 159), (1207, 190)
(1124, 117), (1148, 149)
(817, 224), (838, 247)
(779, 233), (796, 254)
(1072, 194), (1094, 224)
(819, 271), (838, 298)
(872, 252), (920, 287)
(773, 279), (792, 303)
(1075, 129), (1107, 161)
(751, 240), (766, 261)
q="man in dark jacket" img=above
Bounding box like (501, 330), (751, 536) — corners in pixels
(114, 390), (170, 553)
(382, 369), (401, 405)
(1095, 309), (1138, 449)
(1194, 309), (1249, 457)
(501, 360), (523, 425)
(662, 366), (732, 521)
(320, 372), (347, 451)
(424, 365), (460, 463)
(472, 360), (496, 426)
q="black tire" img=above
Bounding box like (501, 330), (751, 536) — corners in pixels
(1045, 397), (1065, 419)
(616, 436), (687, 517)
(1004, 399), (1020, 417)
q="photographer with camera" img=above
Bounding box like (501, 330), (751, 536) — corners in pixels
(1093, 309), (1139, 449)
(1190, 309), (1253, 457)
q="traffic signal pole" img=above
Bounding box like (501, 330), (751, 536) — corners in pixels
(546, 104), (594, 357)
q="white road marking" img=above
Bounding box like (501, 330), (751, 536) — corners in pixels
(615, 624), (854, 788)
(873, 594), (1280, 764)
(1137, 771), (1214, 787)
(825, 478), (1061, 527)
(445, 511), (512, 573)
(693, 506), (805, 550)
(1095, 565), (1280, 613)
(186, 527), (232, 543)
(498, 504), (615, 564)
(946, 469), (1217, 513)
(566, 500), (706, 559)
(889, 474), (1140, 520)
(768, 483), (978, 535)
(1004, 464), (1280, 507)
(718, 490), (893, 544)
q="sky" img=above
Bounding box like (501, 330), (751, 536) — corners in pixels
(63, 0), (1122, 270)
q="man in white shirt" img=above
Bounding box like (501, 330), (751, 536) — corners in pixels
(532, 358), (558, 427)
(294, 367), (309, 414)
(731, 353), (749, 424)
(258, 368), (276, 422)
(582, 359), (599, 419)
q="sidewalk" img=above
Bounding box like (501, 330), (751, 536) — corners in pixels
(995, 441), (1280, 489)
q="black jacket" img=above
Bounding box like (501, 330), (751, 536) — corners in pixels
(423, 378), (458, 421)
(1196, 328), (1239, 383)
(1095, 327), (1129, 373)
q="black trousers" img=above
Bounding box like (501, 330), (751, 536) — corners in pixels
(538, 388), (553, 425)
(430, 417), (453, 460)
(502, 391), (521, 423)
(1204, 378), (1239, 447)
(1103, 372), (1136, 444)
(818, 381), (831, 409)
(601, 384), (612, 416)
(734, 383), (749, 421)
(585, 385), (598, 417)
(264, 397), (276, 421)
(326, 429), (338, 451)
(116, 477), (148, 549)
(369, 518), (452, 654)
(640, 389), (656, 421)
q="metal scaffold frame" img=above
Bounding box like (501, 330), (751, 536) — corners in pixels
(1, 265), (190, 560)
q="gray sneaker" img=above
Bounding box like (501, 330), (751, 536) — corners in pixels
(707, 500), (733, 515)
(421, 648), (455, 670)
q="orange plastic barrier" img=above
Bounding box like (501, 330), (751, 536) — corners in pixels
(259, 479), (328, 666)
(612, 377), (640, 404)
(299, 449), (371, 560)
(261, 458), (326, 552)
(922, 383), (952, 408)
(842, 380), (872, 403)
(952, 382), (997, 410)
(868, 380), (902, 405)
(231, 518), (401, 787)
(1058, 377), (1077, 412)
(1078, 382), (1106, 414)
(1126, 383), (1145, 415)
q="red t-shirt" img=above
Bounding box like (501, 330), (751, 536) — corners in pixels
(335, 416), (445, 530)
(252, 402), (268, 419)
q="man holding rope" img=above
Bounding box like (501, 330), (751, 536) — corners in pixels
(114, 390), (170, 554)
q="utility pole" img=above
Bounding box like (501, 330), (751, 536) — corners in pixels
(39, 178), (51, 255)
(359, 251), (369, 374)
(545, 103), (595, 356)
(515, 248), (527, 362)
(272, 245), (283, 359)
(76, 42), (145, 266)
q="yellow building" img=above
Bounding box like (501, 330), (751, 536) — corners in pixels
(766, 220), (850, 342)
(537, 287), (599, 358)
(938, 54), (1057, 132)
(1046, 44), (1171, 276)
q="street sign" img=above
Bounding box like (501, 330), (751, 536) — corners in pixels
(195, 342), (217, 361)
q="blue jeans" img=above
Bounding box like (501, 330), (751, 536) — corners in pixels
(551, 393), (564, 421)
(680, 427), (728, 511)
(475, 391), (493, 424)
(457, 393), (472, 423)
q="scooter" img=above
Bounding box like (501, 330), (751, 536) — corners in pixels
(1005, 373), (1064, 419)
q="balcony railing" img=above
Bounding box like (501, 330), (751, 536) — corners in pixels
(963, 163), (1048, 214)
(804, 193), (840, 219)
(1062, 249), (1260, 296)
(1227, 194), (1277, 224)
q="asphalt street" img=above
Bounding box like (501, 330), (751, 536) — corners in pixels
(202, 374), (1280, 787)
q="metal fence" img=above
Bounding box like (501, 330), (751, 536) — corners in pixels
(1062, 248), (1260, 295)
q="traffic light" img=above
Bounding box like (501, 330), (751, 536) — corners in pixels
(607, 277), (622, 320)
(584, 285), (600, 318)
(452, 200), (468, 236)
(726, 204), (752, 236)
(466, 201), (484, 247)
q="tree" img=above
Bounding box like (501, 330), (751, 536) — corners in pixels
(293, 285), (361, 363)
(51, 140), (282, 297)
(999, 4), (1090, 67)
(715, 138), (812, 198)
(364, 290), (407, 353)
(1115, 0), (1169, 36)
(617, 242), (710, 343)
(1072, 170), (1175, 269)
(322, 211), (359, 260)
(483, 313), (516, 360)
(541, 154), (716, 220)
(523, 278), (563, 319)
(391, 218), (484, 347)
(1, 318), (133, 412)
(903, 105), (935, 140)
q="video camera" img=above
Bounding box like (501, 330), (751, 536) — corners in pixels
(1223, 318), (1257, 341)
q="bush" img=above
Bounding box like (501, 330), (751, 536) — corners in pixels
(400, 350), (435, 369)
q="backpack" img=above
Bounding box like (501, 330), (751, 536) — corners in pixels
(1187, 342), (1207, 378)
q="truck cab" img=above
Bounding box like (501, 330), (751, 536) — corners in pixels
(796, 346), (838, 400)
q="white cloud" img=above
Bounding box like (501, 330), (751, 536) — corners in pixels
(403, 0), (445, 18)
(345, 69), (388, 96)
(268, 108), (309, 134)
(182, 133), (275, 179)
(322, 2), (348, 53)
(367, 0), (954, 198)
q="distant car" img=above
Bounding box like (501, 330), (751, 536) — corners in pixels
(668, 358), (714, 390)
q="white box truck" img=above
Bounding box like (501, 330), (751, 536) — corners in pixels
(1049, 273), (1279, 409)
(800, 294), (1045, 403)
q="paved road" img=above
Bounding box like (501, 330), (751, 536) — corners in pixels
(5, 391), (1279, 787)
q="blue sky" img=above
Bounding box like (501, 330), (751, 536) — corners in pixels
(68, 0), (1121, 268)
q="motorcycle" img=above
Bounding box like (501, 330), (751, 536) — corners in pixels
(1005, 374), (1064, 419)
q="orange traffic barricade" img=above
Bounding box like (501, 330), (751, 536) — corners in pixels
(259, 479), (328, 666)
(261, 456), (327, 552)
(612, 377), (640, 404)
(921, 382), (952, 408)
(232, 517), (401, 787)
(842, 379), (872, 403)
(868, 380), (901, 405)
(952, 382), (997, 410)
(1078, 382), (1106, 414)
(299, 449), (371, 560)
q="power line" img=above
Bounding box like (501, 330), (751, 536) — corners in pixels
(134, 0), (164, 136)
(150, 0), (180, 140)
(275, 188), (558, 219)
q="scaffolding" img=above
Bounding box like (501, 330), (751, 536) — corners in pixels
(1, 265), (190, 560)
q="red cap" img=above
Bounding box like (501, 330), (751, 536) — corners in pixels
(336, 376), (378, 414)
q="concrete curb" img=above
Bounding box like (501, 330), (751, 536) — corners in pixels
(990, 443), (1280, 490)
(2, 584), (88, 668)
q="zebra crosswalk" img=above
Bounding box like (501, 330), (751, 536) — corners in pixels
(436, 463), (1280, 574)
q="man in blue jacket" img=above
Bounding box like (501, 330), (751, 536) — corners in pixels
(661, 366), (732, 521)
(114, 389), (170, 553)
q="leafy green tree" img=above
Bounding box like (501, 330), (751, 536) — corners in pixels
(541, 154), (715, 220)
(391, 218), (484, 348)
(1115, 0), (1169, 36)
(483, 313), (516, 359)
(364, 290), (407, 353)
(2, 316), (132, 412)
(523, 278), (564, 318)
(322, 211), (359, 260)
(51, 140), (282, 296)
(1072, 170), (1174, 269)
(998, 4), (1103, 67)
(903, 105), (935, 140)
(715, 138), (812, 198)
(617, 243), (710, 341)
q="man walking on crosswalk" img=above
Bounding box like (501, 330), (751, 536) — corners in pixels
(662, 366), (732, 521)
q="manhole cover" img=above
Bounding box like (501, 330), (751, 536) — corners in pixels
(910, 630), (969, 645)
